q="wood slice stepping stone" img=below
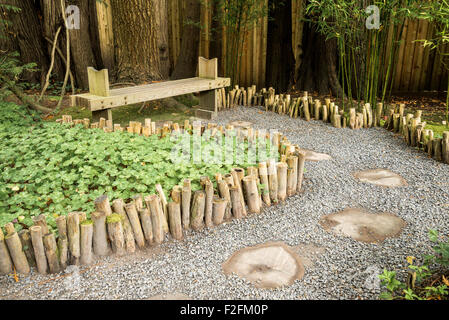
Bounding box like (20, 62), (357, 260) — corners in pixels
(301, 149), (332, 162)
(222, 242), (305, 289)
(353, 169), (407, 187)
(228, 121), (253, 128)
(320, 208), (406, 243)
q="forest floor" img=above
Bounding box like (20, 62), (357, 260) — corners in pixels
(1, 106), (448, 300)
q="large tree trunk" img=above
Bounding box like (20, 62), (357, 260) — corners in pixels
(1, 0), (49, 84)
(265, 0), (295, 93)
(110, 0), (162, 82)
(170, 0), (200, 80)
(296, 20), (345, 97)
(67, 0), (98, 89)
(210, 1), (223, 76)
(154, 0), (170, 79)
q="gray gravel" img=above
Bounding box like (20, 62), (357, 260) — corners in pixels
(1, 106), (449, 300)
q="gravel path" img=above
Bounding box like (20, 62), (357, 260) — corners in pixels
(1, 107), (448, 300)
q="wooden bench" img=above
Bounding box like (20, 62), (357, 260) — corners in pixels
(70, 57), (230, 121)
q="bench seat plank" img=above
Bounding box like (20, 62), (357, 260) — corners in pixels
(71, 77), (230, 111)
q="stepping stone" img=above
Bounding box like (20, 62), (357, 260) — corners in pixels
(353, 169), (407, 187)
(301, 150), (332, 162)
(222, 242), (305, 289)
(320, 208), (406, 243)
(146, 292), (192, 300)
(228, 120), (253, 128)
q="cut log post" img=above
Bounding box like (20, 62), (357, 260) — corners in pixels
(168, 201), (183, 240)
(229, 186), (244, 219)
(5, 231), (30, 274)
(80, 221), (94, 265)
(33, 214), (49, 235)
(349, 108), (356, 129)
(147, 195), (164, 244)
(56, 215), (67, 239)
(190, 190), (206, 230)
(375, 103), (383, 127)
(133, 194), (144, 211)
(322, 102), (328, 122)
(91, 211), (109, 256)
(155, 184), (169, 233)
(43, 233), (60, 273)
(67, 212), (81, 265)
(303, 97), (310, 121)
(267, 159), (279, 203)
(212, 196), (227, 225)
(366, 103), (373, 127)
(427, 130), (434, 156)
(296, 150), (306, 192)
(106, 214), (125, 256)
(94, 195), (112, 216)
(410, 118), (419, 147)
(181, 179), (192, 230)
(18, 229), (35, 268)
(138, 208), (153, 244)
(78, 212), (87, 224)
(433, 138), (443, 161)
(314, 100), (321, 120)
(0, 228), (12, 274)
(257, 162), (271, 206)
(442, 132), (449, 164)
(217, 179), (232, 221)
(58, 235), (69, 270)
(286, 156), (298, 196)
(111, 199), (135, 253)
(124, 202), (146, 249)
(393, 114), (400, 132)
(276, 162), (288, 201)
(30, 226), (47, 274)
(242, 175), (261, 214)
(231, 169), (247, 216)
(201, 178), (214, 228)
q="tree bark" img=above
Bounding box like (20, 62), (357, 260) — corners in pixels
(266, 0), (295, 93)
(170, 0), (201, 80)
(110, 0), (162, 82)
(154, 0), (170, 79)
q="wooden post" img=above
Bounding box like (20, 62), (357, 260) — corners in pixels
(33, 214), (49, 235)
(212, 196), (227, 225)
(111, 198), (136, 253)
(229, 186), (244, 219)
(106, 214), (125, 256)
(277, 162), (288, 201)
(231, 169), (247, 216)
(94, 195), (112, 216)
(168, 201), (183, 240)
(296, 150), (306, 192)
(287, 156), (298, 196)
(138, 208), (154, 245)
(30, 226), (47, 274)
(201, 178), (214, 228)
(267, 159), (278, 203)
(56, 215), (67, 239)
(147, 195), (164, 244)
(181, 179), (192, 230)
(155, 184), (169, 233)
(433, 138), (443, 161)
(375, 103), (383, 127)
(258, 162), (271, 206)
(191, 190), (206, 231)
(303, 97), (310, 121)
(58, 235), (69, 270)
(0, 228), (12, 274)
(124, 202), (146, 249)
(91, 211), (109, 256)
(5, 232), (30, 274)
(242, 176), (261, 214)
(67, 211), (81, 265)
(217, 179), (232, 221)
(442, 132), (449, 164)
(18, 230), (35, 268)
(80, 222), (94, 265)
(43, 233), (60, 273)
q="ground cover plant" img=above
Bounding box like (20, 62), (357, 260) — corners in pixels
(379, 229), (449, 300)
(0, 101), (278, 235)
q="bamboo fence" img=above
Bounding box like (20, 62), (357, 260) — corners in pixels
(95, 0), (447, 92)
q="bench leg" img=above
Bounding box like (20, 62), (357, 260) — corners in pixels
(196, 89), (218, 120)
(92, 109), (112, 123)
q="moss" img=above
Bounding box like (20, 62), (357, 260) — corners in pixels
(80, 219), (93, 226)
(106, 213), (122, 224)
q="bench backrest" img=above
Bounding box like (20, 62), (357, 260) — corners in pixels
(88, 67), (110, 97)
